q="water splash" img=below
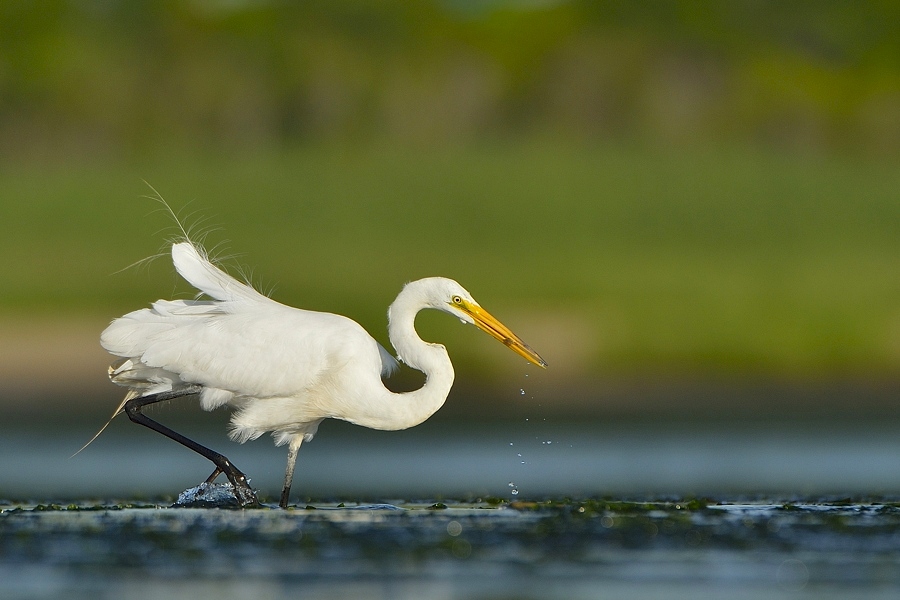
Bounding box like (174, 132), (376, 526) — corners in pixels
(174, 482), (241, 508)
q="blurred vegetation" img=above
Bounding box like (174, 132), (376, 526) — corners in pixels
(0, 1), (898, 383)
(1, 144), (897, 381)
(1, 0), (898, 157)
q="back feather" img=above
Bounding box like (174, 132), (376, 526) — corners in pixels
(378, 344), (400, 377)
(171, 242), (401, 378)
(171, 242), (266, 303)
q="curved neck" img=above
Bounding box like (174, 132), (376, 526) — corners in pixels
(355, 281), (455, 431)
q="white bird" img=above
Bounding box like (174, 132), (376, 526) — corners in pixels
(98, 240), (546, 507)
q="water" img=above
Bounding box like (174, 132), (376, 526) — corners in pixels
(2, 498), (899, 599)
(3, 418), (900, 500)
(2, 417), (900, 598)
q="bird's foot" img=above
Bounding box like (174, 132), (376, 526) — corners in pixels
(217, 459), (260, 507)
(230, 479), (260, 508)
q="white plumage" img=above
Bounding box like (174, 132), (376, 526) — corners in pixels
(99, 241), (546, 507)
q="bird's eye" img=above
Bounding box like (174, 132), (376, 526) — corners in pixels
(452, 295), (463, 304)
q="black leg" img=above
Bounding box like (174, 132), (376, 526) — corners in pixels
(123, 387), (259, 507)
(204, 467), (223, 484)
(279, 437), (303, 509)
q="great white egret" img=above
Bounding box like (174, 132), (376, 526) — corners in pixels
(98, 240), (546, 507)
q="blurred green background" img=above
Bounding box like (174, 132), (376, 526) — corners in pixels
(0, 0), (897, 422)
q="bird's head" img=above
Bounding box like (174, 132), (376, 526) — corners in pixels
(422, 277), (547, 369)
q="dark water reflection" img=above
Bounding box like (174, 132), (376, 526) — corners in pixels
(2, 416), (900, 500)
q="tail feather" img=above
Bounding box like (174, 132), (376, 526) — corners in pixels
(75, 357), (185, 456)
(71, 388), (139, 457)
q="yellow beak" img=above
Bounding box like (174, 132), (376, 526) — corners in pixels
(455, 299), (547, 368)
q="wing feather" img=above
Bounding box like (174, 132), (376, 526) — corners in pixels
(101, 274), (385, 403)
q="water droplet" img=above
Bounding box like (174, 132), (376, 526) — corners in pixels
(519, 388), (525, 395)
(516, 453), (522, 457)
(508, 482), (519, 496)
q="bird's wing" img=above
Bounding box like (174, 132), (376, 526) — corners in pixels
(102, 299), (384, 402)
(103, 241), (388, 405)
(171, 241), (269, 304)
